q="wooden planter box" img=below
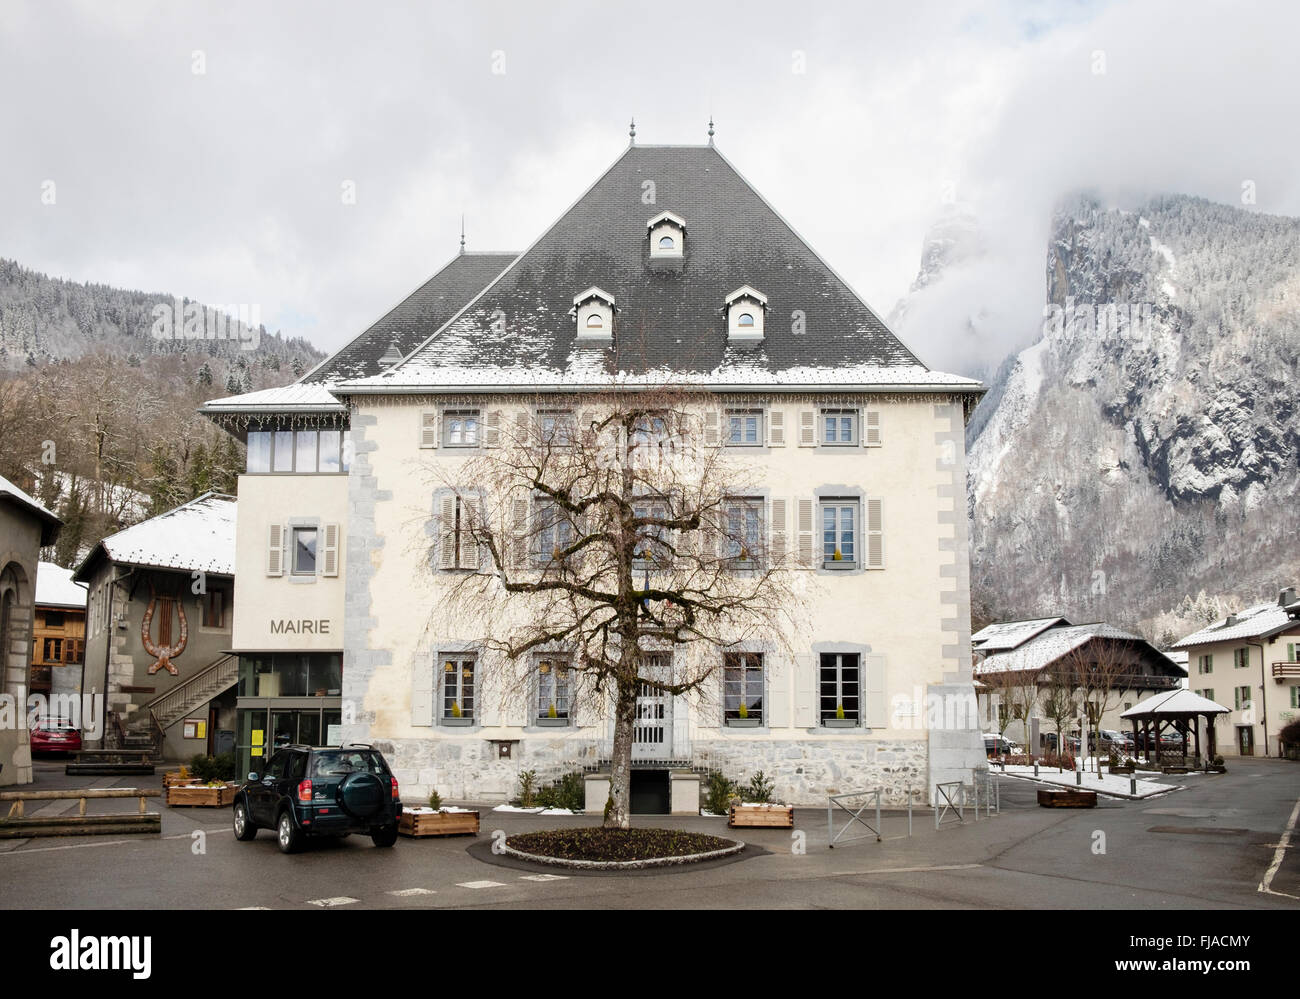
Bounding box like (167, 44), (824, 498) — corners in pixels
(728, 804), (794, 828)
(398, 809), (480, 837)
(1037, 789), (1096, 808)
(1205, 765), (1227, 773)
(166, 783), (239, 807)
(1110, 766), (1135, 775)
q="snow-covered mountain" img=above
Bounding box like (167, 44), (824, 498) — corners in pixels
(901, 195), (1300, 641)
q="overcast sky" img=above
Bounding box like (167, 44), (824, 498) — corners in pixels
(3, 0), (1297, 375)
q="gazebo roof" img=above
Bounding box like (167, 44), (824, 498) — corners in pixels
(1121, 689), (1229, 719)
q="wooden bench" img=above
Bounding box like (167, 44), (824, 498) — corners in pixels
(65, 749), (156, 777)
(0, 788), (162, 837)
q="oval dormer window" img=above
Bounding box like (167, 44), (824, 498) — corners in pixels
(738, 313), (755, 328)
(658, 236), (675, 250)
(586, 314), (604, 329)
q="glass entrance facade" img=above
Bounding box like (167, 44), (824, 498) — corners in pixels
(235, 652), (342, 776)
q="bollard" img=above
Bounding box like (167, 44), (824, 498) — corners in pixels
(1130, 777), (1136, 796)
(1034, 762), (1039, 777)
(1076, 769), (1082, 786)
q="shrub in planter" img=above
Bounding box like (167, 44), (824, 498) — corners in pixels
(746, 770), (775, 804)
(705, 771), (738, 815)
(428, 789), (443, 810)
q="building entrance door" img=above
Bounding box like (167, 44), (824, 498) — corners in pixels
(632, 653), (672, 761)
(1237, 725), (1254, 756)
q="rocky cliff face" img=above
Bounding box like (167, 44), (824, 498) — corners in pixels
(905, 195), (1300, 640)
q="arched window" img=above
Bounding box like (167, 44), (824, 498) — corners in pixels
(586, 314), (604, 329)
(738, 313), (755, 327)
(658, 236), (675, 250)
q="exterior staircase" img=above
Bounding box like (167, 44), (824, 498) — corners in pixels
(112, 654), (239, 760)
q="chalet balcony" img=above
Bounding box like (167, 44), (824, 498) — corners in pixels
(1272, 661), (1300, 681)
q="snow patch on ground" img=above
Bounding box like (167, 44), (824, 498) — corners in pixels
(997, 765), (1174, 799)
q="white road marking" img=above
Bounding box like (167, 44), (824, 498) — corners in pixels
(1258, 795), (1300, 899)
(456, 880), (507, 889)
(235, 906), (272, 910)
(834, 863), (983, 877)
(306, 896), (360, 907)
(0, 839), (131, 855)
(387, 888), (437, 896)
(519, 874), (568, 882)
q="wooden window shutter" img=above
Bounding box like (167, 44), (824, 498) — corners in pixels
(864, 654), (888, 728)
(703, 410), (720, 446)
(266, 524), (285, 576)
(866, 498), (884, 569)
(768, 408), (785, 446)
(793, 654), (817, 727)
(411, 658), (434, 727)
(796, 499), (814, 568)
(769, 498), (787, 563)
(515, 410), (530, 446)
(459, 502), (480, 571)
(484, 410), (501, 447)
(798, 410), (816, 447)
(863, 409), (882, 447)
(321, 523), (340, 577)
(438, 496), (458, 570)
(511, 497), (530, 569)
(420, 411), (439, 448)
(767, 655), (790, 727)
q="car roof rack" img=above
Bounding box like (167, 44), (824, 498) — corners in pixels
(344, 742), (373, 749)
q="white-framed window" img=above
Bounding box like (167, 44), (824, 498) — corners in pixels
(820, 652), (860, 724)
(821, 409), (858, 446)
(443, 410), (480, 447)
(440, 654), (476, 723)
(1197, 654), (1214, 674)
(291, 527), (317, 575)
(1233, 685), (1251, 711)
(1233, 647), (1249, 669)
(726, 409), (763, 446)
(539, 410), (576, 447)
(534, 499), (576, 566)
(820, 499), (857, 566)
(632, 497), (671, 566)
(723, 497), (764, 566)
(630, 412), (671, 452)
(724, 652), (764, 724)
(536, 656), (572, 723)
(658, 235), (675, 250)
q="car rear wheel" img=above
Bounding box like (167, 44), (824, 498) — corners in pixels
(233, 802), (257, 841)
(277, 810), (301, 854)
(371, 824), (398, 848)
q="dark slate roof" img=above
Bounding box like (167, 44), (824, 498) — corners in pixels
(302, 251), (518, 383)
(339, 144), (980, 392)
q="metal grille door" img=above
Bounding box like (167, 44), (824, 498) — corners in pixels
(632, 654), (672, 760)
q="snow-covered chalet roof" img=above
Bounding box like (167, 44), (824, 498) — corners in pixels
(74, 492), (236, 581)
(35, 561), (86, 609)
(1171, 598), (1300, 648)
(199, 383), (346, 415)
(975, 622), (1181, 679)
(972, 617), (1071, 652)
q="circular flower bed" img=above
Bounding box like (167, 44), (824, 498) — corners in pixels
(505, 827), (744, 869)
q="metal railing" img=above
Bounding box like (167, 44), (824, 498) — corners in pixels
(826, 788), (882, 846)
(143, 653), (238, 730)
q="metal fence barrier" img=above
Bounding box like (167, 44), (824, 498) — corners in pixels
(826, 788), (882, 847)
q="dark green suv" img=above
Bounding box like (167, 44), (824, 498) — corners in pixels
(233, 744), (402, 853)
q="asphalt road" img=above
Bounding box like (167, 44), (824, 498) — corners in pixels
(1, 758), (1297, 910)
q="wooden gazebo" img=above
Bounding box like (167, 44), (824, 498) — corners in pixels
(1121, 690), (1230, 768)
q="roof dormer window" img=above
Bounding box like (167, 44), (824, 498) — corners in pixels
(573, 286), (615, 342)
(726, 286), (767, 340)
(647, 211), (685, 271)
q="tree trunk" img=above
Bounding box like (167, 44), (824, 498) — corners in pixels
(605, 680), (637, 830)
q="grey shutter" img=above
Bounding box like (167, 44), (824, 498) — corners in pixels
(411, 657), (434, 727)
(796, 499), (814, 568)
(798, 410), (816, 446)
(515, 410), (530, 447)
(266, 524), (285, 576)
(511, 497), (530, 569)
(767, 654), (790, 727)
(769, 498), (787, 564)
(864, 654), (887, 728)
(863, 409), (882, 447)
(793, 654), (817, 727)
(704, 410), (720, 446)
(865, 498), (884, 569)
(459, 500), (480, 571)
(484, 410), (501, 448)
(438, 496), (457, 570)
(322, 523), (340, 577)
(420, 411), (439, 448)
(768, 408), (785, 446)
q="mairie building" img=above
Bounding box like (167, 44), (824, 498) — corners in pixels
(203, 137), (987, 807)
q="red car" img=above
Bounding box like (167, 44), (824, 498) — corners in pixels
(30, 721), (82, 755)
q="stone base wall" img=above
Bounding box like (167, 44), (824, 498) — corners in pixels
(0, 727), (32, 786)
(693, 738), (930, 806)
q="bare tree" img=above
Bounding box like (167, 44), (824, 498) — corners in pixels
(1057, 637), (1139, 773)
(430, 386), (801, 830)
(1040, 666), (1077, 771)
(979, 668), (1039, 755)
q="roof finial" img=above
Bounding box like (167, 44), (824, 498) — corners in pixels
(707, 116), (715, 145)
(629, 117), (636, 146)
(459, 214), (465, 255)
